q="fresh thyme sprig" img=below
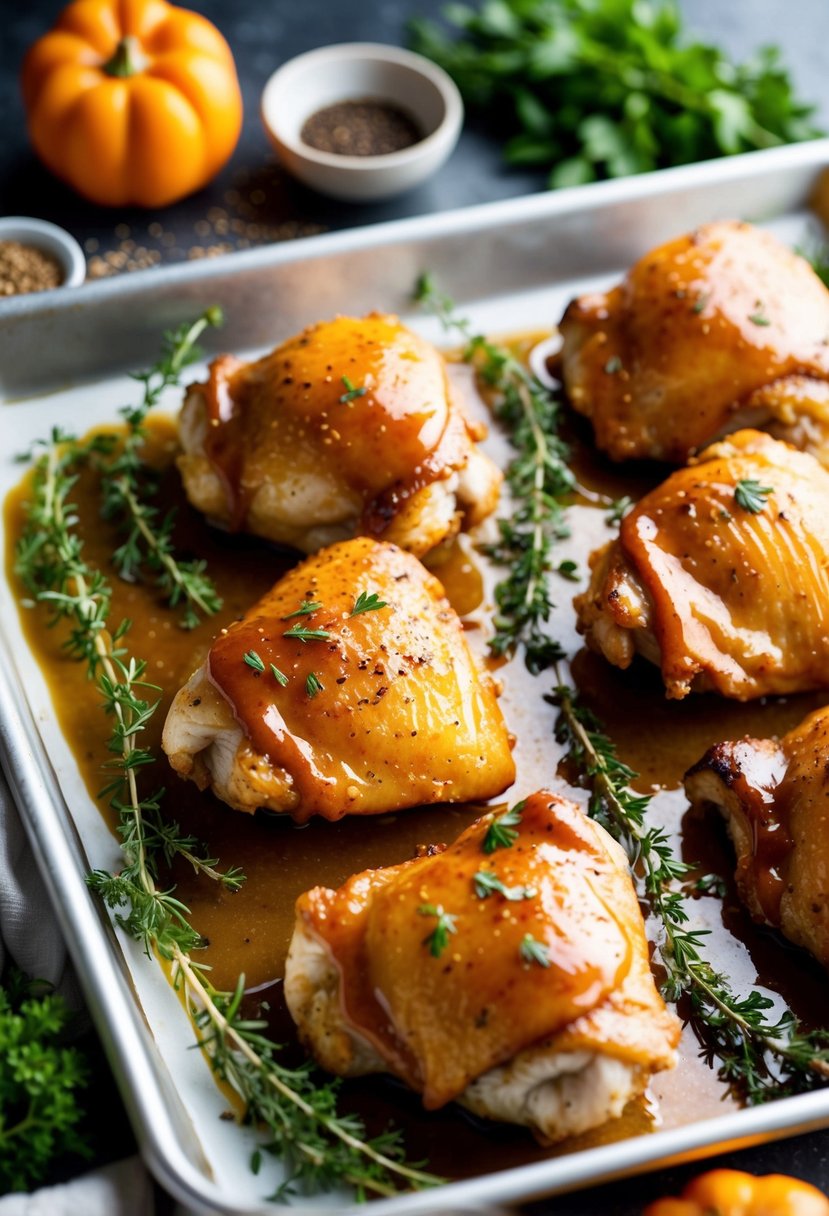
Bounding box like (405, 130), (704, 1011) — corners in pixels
(734, 478), (773, 514)
(16, 426), (438, 1199)
(415, 274), (574, 672)
(98, 308), (224, 629)
(553, 681), (829, 1103)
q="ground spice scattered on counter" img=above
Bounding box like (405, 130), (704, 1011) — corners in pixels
(301, 99), (423, 156)
(0, 240), (63, 295)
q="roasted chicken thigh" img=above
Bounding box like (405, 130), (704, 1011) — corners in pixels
(575, 430), (829, 700)
(686, 706), (829, 970)
(162, 537), (514, 821)
(559, 221), (829, 464)
(285, 791), (679, 1141)
(177, 313), (501, 556)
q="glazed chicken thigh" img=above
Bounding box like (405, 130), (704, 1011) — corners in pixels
(285, 791), (679, 1142)
(177, 313), (501, 557)
(686, 706), (829, 970)
(559, 221), (829, 464)
(575, 430), (829, 700)
(162, 537), (515, 821)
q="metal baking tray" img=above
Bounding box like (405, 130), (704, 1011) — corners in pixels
(3, 139), (829, 1215)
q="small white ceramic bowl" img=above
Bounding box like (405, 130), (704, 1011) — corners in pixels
(0, 216), (86, 293)
(261, 43), (463, 202)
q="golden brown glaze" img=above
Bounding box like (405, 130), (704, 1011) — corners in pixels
(686, 706), (829, 969)
(163, 537), (515, 821)
(559, 222), (829, 463)
(288, 791), (679, 1109)
(177, 313), (502, 556)
(575, 430), (829, 700)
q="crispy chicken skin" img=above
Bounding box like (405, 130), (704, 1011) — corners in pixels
(177, 313), (501, 557)
(559, 221), (829, 464)
(162, 537), (515, 822)
(686, 707), (829, 969)
(284, 791), (679, 1141)
(575, 430), (829, 700)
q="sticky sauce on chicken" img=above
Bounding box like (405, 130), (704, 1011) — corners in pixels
(686, 706), (829, 969)
(177, 313), (502, 556)
(162, 537), (515, 821)
(575, 430), (829, 700)
(559, 221), (829, 463)
(285, 791), (679, 1141)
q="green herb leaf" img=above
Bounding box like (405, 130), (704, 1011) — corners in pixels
(283, 624), (332, 643)
(748, 301), (771, 326)
(473, 870), (536, 901)
(409, 2), (820, 188)
(415, 275), (572, 673)
(606, 495), (633, 526)
(282, 600), (322, 620)
(604, 355), (622, 374)
(0, 969), (91, 1192)
(243, 649), (265, 673)
(270, 663), (289, 686)
(734, 479), (773, 513)
(340, 375), (367, 403)
(417, 903), (458, 958)
(305, 672), (324, 698)
(557, 559), (579, 582)
(519, 934), (550, 968)
(482, 802), (524, 854)
(351, 590), (389, 616)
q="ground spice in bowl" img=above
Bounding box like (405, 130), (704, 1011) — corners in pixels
(0, 240), (63, 295)
(301, 99), (423, 157)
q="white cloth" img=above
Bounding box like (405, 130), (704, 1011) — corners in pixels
(0, 1158), (154, 1216)
(0, 766), (78, 1005)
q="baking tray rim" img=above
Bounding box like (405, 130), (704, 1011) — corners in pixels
(3, 136), (829, 327)
(3, 140), (829, 1213)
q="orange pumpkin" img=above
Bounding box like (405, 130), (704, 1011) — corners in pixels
(644, 1170), (829, 1216)
(21, 0), (243, 208)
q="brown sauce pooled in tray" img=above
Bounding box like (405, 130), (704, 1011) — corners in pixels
(4, 341), (828, 1182)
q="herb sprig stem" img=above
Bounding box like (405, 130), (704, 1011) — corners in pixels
(16, 397), (437, 1199)
(554, 680), (829, 1098)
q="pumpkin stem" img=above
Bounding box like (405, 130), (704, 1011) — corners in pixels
(103, 36), (148, 78)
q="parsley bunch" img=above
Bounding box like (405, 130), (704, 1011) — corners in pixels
(410, 0), (821, 188)
(0, 971), (90, 1192)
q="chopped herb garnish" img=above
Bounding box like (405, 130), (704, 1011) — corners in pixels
(557, 559), (579, 582)
(282, 600), (322, 620)
(473, 871), (536, 901)
(270, 664), (289, 686)
(604, 355), (622, 374)
(695, 873), (728, 898)
(606, 495), (633, 526)
(305, 672), (324, 698)
(482, 802), (524, 854)
(692, 292), (710, 315)
(748, 301), (771, 326)
(243, 649), (265, 673)
(351, 590), (389, 616)
(417, 904), (458, 958)
(340, 375), (367, 403)
(283, 624), (332, 643)
(734, 479), (773, 513)
(520, 934), (550, 968)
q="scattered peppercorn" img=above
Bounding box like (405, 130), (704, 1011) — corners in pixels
(0, 241), (63, 295)
(301, 99), (423, 157)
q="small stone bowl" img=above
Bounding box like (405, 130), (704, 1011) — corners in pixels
(0, 216), (86, 294)
(261, 43), (463, 203)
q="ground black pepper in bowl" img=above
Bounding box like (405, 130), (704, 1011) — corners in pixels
(301, 99), (423, 157)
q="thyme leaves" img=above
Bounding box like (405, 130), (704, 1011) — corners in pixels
(415, 273), (574, 673)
